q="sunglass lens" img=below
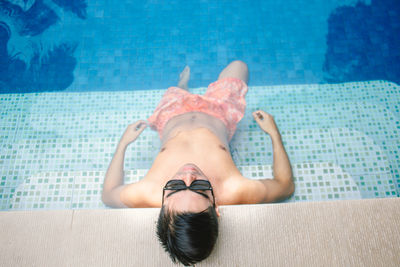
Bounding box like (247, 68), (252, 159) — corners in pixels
(165, 180), (186, 190)
(190, 180), (211, 190)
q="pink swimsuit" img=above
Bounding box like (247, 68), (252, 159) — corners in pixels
(147, 77), (248, 140)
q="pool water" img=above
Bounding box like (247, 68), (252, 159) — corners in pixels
(0, 0), (399, 210)
(1, 0), (399, 92)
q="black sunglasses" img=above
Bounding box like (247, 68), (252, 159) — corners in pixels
(162, 179), (215, 206)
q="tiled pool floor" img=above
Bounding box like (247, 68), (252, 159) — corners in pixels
(2, 0), (399, 93)
(0, 80), (399, 210)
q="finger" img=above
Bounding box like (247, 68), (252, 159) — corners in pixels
(135, 125), (146, 135)
(135, 124), (146, 131)
(252, 111), (264, 121)
(134, 120), (148, 131)
(133, 120), (147, 126)
(252, 111), (258, 120)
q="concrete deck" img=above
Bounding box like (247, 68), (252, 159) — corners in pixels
(1, 198), (399, 266)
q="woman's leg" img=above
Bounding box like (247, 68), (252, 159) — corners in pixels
(217, 60), (249, 84)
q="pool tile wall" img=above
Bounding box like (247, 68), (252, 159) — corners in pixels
(0, 80), (399, 210)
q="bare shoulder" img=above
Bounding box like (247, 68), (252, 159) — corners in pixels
(237, 177), (268, 204)
(219, 176), (266, 205)
(120, 179), (160, 208)
(225, 176), (294, 204)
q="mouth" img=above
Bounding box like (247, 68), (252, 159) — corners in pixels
(182, 165), (198, 172)
(180, 163), (199, 171)
(178, 163), (206, 176)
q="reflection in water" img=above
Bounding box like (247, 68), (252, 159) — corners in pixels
(0, 21), (78, 93)
(52, 0), (88, 19)
(324, 0), (400, 84)
(0, 0), (87, 93)
(0, 0), (58, 36)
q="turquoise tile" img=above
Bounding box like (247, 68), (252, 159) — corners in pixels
(230, 130), (272, 166)
(72, 171), (105, 209)
(355, 173), (397, 199)
(1, 80), (399, 210)
(282, 128), (336, 164)
(290, 162), (361, 202)
(0, 144), (19, 187)
(0, 187), (13, 210)
(0, 113), (19, 144)
(10, 171), (74, 210)
(331, 128), (391, 176)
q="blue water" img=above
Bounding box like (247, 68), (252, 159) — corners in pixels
(0, 0), (399, 93)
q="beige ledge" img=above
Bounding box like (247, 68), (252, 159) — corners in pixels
(1, 198), (400, 267)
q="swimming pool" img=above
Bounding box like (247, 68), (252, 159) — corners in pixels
(0, 0), (399, 210)
(1, 0), (399, 93)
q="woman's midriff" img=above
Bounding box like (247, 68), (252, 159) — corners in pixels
(161, 111), (230, 148)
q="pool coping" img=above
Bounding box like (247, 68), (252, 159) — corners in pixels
(1, 198), (399, 266)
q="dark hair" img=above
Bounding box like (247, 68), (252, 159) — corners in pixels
(156, 205), (219, 266)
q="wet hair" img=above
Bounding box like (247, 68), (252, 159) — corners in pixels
(156, 205), (219, 266)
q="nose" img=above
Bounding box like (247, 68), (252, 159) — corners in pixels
(184, 173), (197, 184)
(177, 172), (198, 186)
